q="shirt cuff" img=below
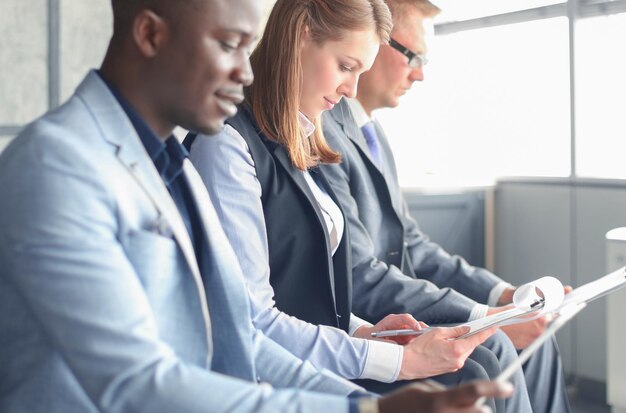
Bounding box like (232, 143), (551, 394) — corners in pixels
(487, 282), (515, 307)
(468, 304), (489, 321)
(360, 340), (403, 383)
(357, 397), (379, 413)
(349, 313), (373, 336)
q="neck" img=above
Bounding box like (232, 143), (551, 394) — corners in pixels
(100, 51), (174, 140)
(357, 98), (376, 118)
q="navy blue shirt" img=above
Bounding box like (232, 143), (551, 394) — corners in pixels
(97, 71), (203, 264)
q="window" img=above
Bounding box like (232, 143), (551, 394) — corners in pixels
(435, 0), (564, 23)
(377, 18), (571, 188)
(575, 13), (626, 179)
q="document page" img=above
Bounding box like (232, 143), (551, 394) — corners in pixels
(559, 266), (626, 308)
(457, 276), (565, 338)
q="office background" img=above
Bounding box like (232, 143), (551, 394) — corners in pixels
(2, 0), (626, 410)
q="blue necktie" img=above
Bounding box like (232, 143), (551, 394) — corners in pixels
(361, 121), (382, 168)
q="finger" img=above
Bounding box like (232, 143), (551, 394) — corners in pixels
(437, 325), (471, 339)
(388, 335), (414, 345)
(456, 406), (492, 413)
(445, 381), (514, 405)
(564, 285), (573, 294)
(418, 321), (430, 329)
(386, 313), (420, 329)
(459, 327), (498, 348)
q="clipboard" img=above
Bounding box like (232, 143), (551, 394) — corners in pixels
(474, 302), (586, 408)
(497, 302), (586, 383)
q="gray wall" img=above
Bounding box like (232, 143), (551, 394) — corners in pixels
(405, 181), (626, 390)
(494, 179), (626, 385)
(1, 0), (49, 127)
(0, 0), (279, 150)
(0, 0), (113, 145)
(404, 191), (486, 268)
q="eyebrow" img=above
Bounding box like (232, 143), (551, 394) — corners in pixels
(221, 27), (256, 40)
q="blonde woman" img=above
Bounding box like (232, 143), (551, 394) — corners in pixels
(187, 0), (505, 409)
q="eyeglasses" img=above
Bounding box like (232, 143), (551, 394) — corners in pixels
(388, 38), (428, 69)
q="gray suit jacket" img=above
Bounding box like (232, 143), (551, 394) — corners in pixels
(0, 71), (359, 413)
(321, 99), (502, 324)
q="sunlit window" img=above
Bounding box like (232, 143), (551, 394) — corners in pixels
(376, 18), (571, 188)
(435, 0), (564, 23)
(575, 13), (626, 180)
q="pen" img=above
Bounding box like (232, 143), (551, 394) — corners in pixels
(370, 327), (433, 338)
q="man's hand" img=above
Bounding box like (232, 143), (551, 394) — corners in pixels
(492, 283), (573, 349)
(354, 313), (424, 345)
(485, 305), (550, 350)
(497, 285), (573, 306)
(378, 380), (514, 413)
(500, 316), (550, 349)
(397, 326), (497, 380)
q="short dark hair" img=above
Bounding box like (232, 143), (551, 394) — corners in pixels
(110, 0), (202, 34)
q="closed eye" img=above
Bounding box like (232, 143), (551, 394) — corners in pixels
(220, 41), (238, 52)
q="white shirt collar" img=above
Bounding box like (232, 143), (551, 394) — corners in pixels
(298, 111), (316, 138)
(346, 98), (372, 129)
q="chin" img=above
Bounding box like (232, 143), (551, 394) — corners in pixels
(385, 98), (400, 109)
(192, 118), (226, 136)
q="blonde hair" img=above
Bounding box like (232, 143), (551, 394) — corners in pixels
(385, 0), (440, 30)
(246, 0), (392, 170)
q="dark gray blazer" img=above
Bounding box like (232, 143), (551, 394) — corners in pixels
(321, 99), (503, 323)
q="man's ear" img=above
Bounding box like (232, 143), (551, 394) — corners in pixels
(132, 9), (168, 58)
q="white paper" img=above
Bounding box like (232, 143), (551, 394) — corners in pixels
(457, 276), (565, 338)
(559, 266), (626, 309)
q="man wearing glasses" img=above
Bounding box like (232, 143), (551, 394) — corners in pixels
(321, 0), (571, 412)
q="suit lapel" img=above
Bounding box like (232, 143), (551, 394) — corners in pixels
(272, 146), (334, 251)
(76, 71), (214, 354)
(271, 145), (337, 299)
(330, 100), (382, 172)
(116, 145), (202, 279)
(182, 161), (255, 380)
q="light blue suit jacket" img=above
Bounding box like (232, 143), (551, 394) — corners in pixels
(0, 71), (359, 413)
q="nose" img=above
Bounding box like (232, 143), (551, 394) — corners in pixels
(337, 75), (358, 99)
(233, 56), (254, 87)
(408, 65), (424, 83)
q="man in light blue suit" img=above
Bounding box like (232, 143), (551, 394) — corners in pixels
(0, 0), (512, 412)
